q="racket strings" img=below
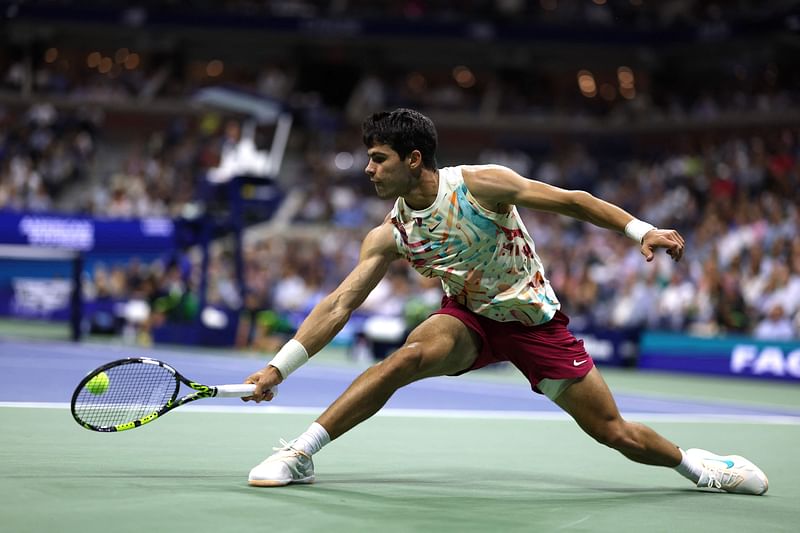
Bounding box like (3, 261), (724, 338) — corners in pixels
(73, 363), (177, 428)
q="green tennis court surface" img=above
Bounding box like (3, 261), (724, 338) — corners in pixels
(1, 405), (798, 533)
(1, 320), (799, 533)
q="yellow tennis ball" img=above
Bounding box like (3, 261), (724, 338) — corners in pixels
(86, 372), (110, 395)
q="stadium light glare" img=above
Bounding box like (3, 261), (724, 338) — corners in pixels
(87, 52), (101, 69)
(98, 57), (113, 74)
(577, 70), (597, 98)
(617, 66), (635, 88)
(453, 66), (476, 88)
(207, 60), (224, 77)
(407, 72), (427, 93)
(44, 48), (58, 64)
(620, 86), (636, 99)
(124, 53), (140, 70)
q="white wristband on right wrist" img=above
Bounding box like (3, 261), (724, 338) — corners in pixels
(624, 218), (656, 244)
(268, 339), (309, 379)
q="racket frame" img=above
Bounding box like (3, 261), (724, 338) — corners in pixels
(70, 357), (254, 432)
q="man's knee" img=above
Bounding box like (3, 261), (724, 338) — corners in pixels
(587, 419), (641, 452)
(377, 341), (448, 381)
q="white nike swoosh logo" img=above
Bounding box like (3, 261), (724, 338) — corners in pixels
(573, 359), (588, 367)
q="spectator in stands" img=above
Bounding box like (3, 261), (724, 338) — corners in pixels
(610, 272), (650, 329)
(657, 268), (695, 331)
(236, 289), (295, 353)
(753, 303), (796, 341)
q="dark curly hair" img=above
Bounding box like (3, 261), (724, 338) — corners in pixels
(362, 108), (438, 170)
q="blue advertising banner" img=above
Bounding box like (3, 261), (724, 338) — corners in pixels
(0, 210), (175, 253)
(639, 332), (800, 381)
(573, 327), (640, 367)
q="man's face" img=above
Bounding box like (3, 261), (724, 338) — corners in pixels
(365, 143), (414, 200)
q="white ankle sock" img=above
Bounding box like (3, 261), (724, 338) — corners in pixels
(674, 448), (703, 483)
(292, 422), (331, 456)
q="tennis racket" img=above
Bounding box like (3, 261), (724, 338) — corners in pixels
(71, 357), (263, 432)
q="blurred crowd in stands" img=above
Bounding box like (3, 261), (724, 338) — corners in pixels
(0, 104), (96, 212)
(1, 0), (799, 345)
(2, 101), (799, 345)
(31, 112), (796, 345)
(241, 128), (800, 343)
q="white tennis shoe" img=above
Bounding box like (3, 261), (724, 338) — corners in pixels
(687, 448), (768, 495)
(248, 439), (315, 487)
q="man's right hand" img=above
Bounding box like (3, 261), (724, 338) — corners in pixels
(242, 365), (284, 403)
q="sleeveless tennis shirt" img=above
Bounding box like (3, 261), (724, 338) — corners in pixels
(389, 165), (561, 326)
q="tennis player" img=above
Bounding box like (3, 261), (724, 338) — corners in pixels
(243, 108), (768, 494)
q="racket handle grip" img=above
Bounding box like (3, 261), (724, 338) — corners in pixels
(214, 384), (258, 398)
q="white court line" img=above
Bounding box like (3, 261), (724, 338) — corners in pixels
(2, 401), (800, 425)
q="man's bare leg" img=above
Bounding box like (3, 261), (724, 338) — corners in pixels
(317, 314), (481, 439)
(248, 314), (480, 486)
(554, 367), (769, 494)
(554, 367), (681, 466)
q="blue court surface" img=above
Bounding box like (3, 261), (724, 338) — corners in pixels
(3, 336), (800, 421)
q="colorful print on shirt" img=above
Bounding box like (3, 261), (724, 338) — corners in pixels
(390, 166), (560, 326)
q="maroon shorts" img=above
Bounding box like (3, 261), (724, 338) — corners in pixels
(432, 297), (594, 395)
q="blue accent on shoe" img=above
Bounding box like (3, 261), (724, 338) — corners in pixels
(705, 457), (735, 468)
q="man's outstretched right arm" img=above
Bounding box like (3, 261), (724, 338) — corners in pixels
(244, 222), (399, 402)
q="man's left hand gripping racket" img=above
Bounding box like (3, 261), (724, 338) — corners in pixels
(71, 357), (262, 432)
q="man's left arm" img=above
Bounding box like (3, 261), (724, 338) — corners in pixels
(461, 164), (685, 262)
